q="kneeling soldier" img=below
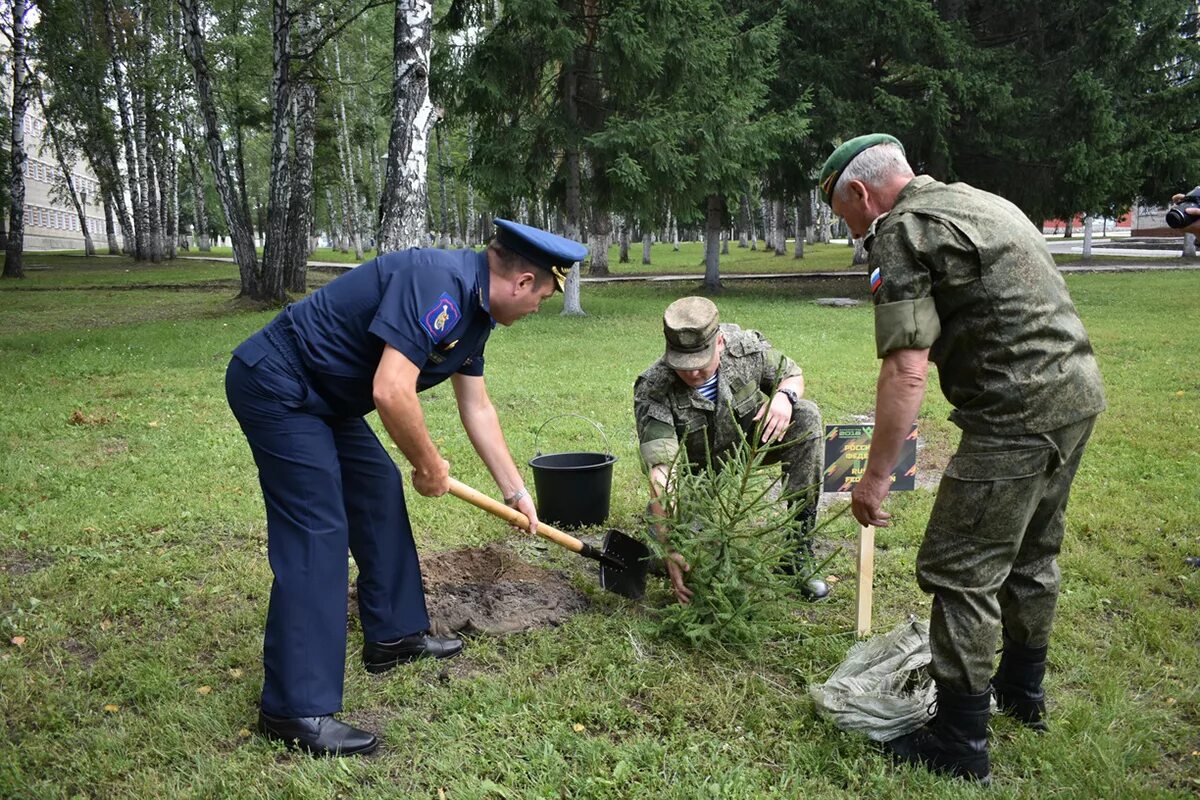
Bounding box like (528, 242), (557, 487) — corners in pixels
(633, 297), (827, 603)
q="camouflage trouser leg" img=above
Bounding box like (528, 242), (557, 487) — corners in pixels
(750, 399), (824, 549)
(917, 416), (1096, 694)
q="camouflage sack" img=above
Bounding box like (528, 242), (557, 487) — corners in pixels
(809, 618), (935, 741)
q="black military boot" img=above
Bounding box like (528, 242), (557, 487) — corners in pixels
(991, 634), (1049, 732)
(886, 684), (992, 784)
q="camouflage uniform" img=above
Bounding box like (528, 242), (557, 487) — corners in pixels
(633, 323), (825, 527)
(866, 175), (1106, 694)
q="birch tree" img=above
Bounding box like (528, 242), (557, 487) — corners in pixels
(3, 0), (28, 279)
(179, 0), (261, 296)
(378, 0), (434, 252)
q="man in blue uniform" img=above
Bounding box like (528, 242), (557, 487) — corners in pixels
(226, 220), (586, 756)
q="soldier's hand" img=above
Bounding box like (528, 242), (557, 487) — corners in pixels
(753, 394), (793, 444)
(413, 458), (451, 497)
(514, 493), (539, 536)
(851, 470), (893, 528)
(665, 552), (694, 604)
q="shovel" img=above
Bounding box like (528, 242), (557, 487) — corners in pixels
(447, 478), (650, 600)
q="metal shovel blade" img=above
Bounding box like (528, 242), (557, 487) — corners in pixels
(598, 528), (650, 600)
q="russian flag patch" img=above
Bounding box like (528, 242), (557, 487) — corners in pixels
(421, 292), (461, 342)
(870, 267), (882, 295)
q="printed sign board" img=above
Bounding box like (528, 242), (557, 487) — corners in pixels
(822, 424), (917, 493)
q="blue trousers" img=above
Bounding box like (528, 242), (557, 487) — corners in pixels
(225, 328), (430, 717)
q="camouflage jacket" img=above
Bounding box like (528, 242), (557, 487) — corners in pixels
(633, 324), (802, 469)
(865, 175), (1106, 435)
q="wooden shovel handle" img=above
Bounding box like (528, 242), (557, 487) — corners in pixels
(447, 478), (586, 555)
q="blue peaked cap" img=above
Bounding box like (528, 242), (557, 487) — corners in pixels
(492, 218), (588, 291)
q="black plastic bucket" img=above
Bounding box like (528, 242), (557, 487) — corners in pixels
(528, 415), (617, 528)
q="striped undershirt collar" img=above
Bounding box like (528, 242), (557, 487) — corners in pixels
(696, 372), (718, 402)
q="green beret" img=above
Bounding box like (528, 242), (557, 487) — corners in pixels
(818, 134), (904, 205)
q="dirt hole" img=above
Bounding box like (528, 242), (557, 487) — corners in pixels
(350, 542), (589, 637)
(422, 542), (589, 636)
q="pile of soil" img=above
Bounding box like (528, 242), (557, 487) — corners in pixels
(419, 542), (589, 636)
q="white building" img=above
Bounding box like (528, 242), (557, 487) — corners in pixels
(16, 107), (115, 251)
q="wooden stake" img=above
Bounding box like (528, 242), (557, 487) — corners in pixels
(856, 524), (875, 637)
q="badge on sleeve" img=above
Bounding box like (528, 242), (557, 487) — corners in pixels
(869, 267), (882, 295)
(422, 292), (461, 342)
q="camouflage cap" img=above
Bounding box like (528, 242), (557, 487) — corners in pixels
(818, 133), (904, 205)
(662, 296), (719, 370)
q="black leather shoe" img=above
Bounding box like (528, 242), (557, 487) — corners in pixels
(362, 631), (464, 674)
(258, 712), (378, 756)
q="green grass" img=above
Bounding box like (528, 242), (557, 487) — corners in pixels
(1, 259), (1197, 798)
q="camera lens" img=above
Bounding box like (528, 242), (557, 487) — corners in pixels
(1166, 208), (1190, 228)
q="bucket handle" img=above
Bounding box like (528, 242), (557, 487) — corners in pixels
(533, 414), (612, 457)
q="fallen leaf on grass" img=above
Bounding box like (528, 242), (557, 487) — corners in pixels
(68, 410), (112, 426)
(825, 575), (840, 584)
(572, 723), (585, 733)
(1166, 697), (1177, 706)
(147, 421), (160, 429)
(100, 619), (112, 631)
(103, 704), (120, 713)
(438, 790), (446, 800)
(197, 685), (212, 695)
(10, 636), (26, 647)
(238, 728), (252, 739)
(228, 668), (244, 679)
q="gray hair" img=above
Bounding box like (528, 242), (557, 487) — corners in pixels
(833, 143), (913, 202)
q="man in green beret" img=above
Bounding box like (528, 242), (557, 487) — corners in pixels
(633, 297), (828, 602)
(819, 135), (1105, 782)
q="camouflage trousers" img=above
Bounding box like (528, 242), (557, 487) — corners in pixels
(725, 399), (824, 544)
(918, 415), (1097, 694)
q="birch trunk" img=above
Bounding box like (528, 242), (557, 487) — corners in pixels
(793, 206), (803, 259)
(179, 0), (261, 297)
(559, 21), (585, 317)
(325, 187), (344, 252)
(261, 0), (293, 301)
(103, 0), (144, 260)
(618, 216), (630, 262)
(749, 194), (758, 250)
(738, 193), (750, 247)
(4, 0), (28, 278)
(378, 0), (434, 252)
(434, 120), (450, 247)
(103, 191), (120, 254)
(852, 237), (868, 265)
(587, 208), (611, 276)
(773, 198), (787, 255)
(144, 126), (162, 262)
(588, 207), (611, 276)
(90, 143), (134, 254)
(641, 231), (651, 265)
(167, 133), (179, 259)
(183, 119), (210, 250)
(1081, 215), (1093, 261)
(133, 8), (158, 262)
(704, 194), (724, 290)
(332, 43), (364, 260)
(285, 8), (319, 293)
